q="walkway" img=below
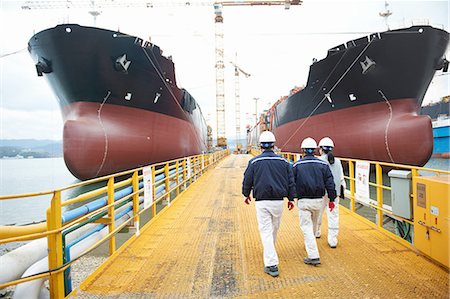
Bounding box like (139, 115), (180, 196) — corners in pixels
(78, 154), (449, 298)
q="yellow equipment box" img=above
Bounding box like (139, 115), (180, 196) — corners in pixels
(414, 175), (449, 268)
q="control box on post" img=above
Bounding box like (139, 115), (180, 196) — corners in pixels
(388, 170), (412, 219)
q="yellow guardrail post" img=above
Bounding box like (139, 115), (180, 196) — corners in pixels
(152, 166), (157, 217)
(376, 163), (383, 227)
(201, 155), (205, 175)
(201, 155), (204, 174)
(183, 158), (187, 189)
(349, 160), (355, 212)
(47, 190), (65, 298)
(176, 160), (180, 196)
(164, 163), (170, 206)
(132, 170), (140, 235)
(189, 157), (195, 185)
(193, 156), (197, 180)
(107, 177), (116, 255)
(411, 168), (418, 197)
(189, 157), (193, 184)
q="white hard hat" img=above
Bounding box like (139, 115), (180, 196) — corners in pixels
(319, 137), (334, 148)
(301, 137), (317, 149)
(259, 131), (276, 143)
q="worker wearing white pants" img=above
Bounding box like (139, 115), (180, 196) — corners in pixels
(255, 200), (284, 267)
(317, 196), (340, 246)
(242, 131), (296, 277)
(298, 198), (324, 260)
(293, 137), (337, 265)
(317, 137), (346, 248)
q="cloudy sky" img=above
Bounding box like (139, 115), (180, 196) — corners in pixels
(0, 0), (448, 141)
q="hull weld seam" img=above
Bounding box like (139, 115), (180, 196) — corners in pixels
(95, 90), (111, 178)
(378, 89), (395, 163)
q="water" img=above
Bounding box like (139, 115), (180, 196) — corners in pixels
(0, 157), (79, 225)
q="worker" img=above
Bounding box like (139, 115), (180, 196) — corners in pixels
(293, 137), (336, 265)
(242, 131), (296, 277)
(316, 137), (346, 248)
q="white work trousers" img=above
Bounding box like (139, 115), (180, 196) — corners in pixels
(255, 200), (284, 267)
(298, 198), (324, 259)
(317, 196), (340, 247)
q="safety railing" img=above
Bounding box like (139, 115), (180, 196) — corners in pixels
(0, 150), (228, 298)
(336, 157), (449, 241)
(251, 149), (449, 245)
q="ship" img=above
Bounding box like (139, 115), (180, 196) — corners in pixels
(421, 97), (450, 158)
(28, 24), (208, 180)
(247, 25), (449, 166)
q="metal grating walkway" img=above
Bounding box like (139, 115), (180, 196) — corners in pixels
(78, 154), (449, 298)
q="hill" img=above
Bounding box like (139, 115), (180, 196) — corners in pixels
(0, 139), (62, 158)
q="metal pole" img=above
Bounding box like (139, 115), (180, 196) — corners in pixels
(234, 53), (241, 150)
(214, 4), (226, 146)
(253, 97), (259, 124)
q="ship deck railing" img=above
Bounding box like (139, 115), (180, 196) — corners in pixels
(0, 150), (449, 298)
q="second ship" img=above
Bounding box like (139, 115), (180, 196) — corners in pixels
(28, 24), (208, 180)
(248, 25), (449, 166)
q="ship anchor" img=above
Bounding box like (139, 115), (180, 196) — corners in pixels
(115, 54), (131, 73)
(360, 56), (376, 74)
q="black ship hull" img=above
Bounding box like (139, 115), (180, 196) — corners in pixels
(28, 24), (208, 180)
(251, 26), (449, 166)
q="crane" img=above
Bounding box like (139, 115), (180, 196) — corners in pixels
(21, 0), (303, 148)
(212, 0), (302, 148)
(229, 54), (250, 152)
(379, 1), (392, 30)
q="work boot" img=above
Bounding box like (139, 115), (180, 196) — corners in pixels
(264, 265), (279, 277)
(304, 257), (321, 265)
(328, 235), (338, 248)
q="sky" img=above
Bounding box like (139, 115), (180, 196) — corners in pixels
(0, 0), (449, 141)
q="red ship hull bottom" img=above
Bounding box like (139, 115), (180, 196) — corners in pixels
(62, 102), (205, 180)
(273, 98), (433, 166)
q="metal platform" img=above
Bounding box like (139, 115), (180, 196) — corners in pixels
(77, 154), (449, 298)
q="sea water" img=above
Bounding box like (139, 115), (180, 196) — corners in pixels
(0, 158), (78, 225)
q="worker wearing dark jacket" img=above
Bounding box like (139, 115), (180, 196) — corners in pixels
(242, 131), (296, 278)
(293, 137), (336, 266)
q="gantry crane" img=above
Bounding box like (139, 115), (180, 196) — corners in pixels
(229, 54), (250, 152)
(21, 0), (303, 148)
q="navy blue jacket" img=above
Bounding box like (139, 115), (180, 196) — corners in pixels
(242, 150), (296, 201)
(293, 155), (337, 201)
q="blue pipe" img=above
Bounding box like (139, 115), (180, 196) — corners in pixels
(155, 166), (183, 182)
(62, 182), (144, 223)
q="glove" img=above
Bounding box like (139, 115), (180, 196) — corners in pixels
(288, 201), (295, 211)
(340, 185), (345, 198)
(244, 196), (252, 205)
(328, 201), (335, 212)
